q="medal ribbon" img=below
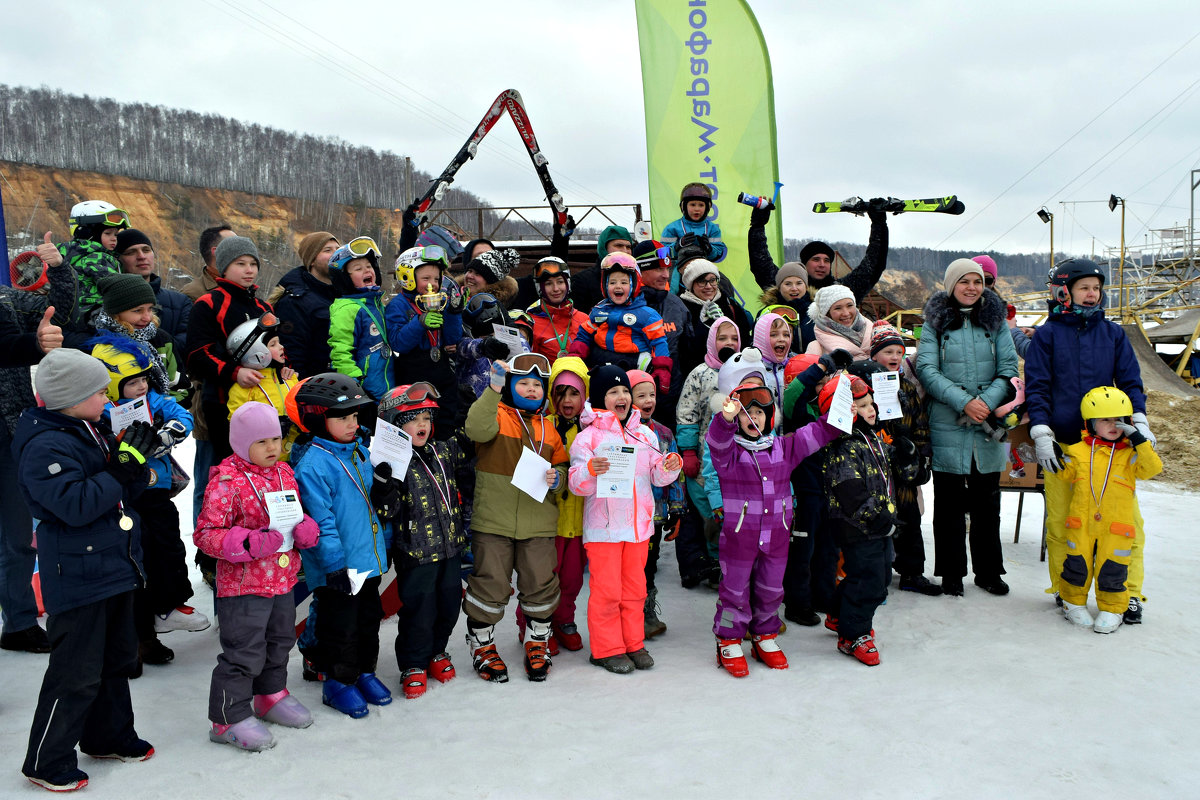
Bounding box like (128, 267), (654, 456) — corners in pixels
(1087, 439), (1118, 519)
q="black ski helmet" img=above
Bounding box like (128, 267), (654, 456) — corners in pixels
(285, 372), (375, 436)
(463, 292), (505, 337)
(679, 182), (713, 219)
(1048, 258), (1105, 307)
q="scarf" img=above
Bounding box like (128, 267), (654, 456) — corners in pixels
(734, 432), (775, 451)
(813, 311), (870, 344)
(93, 310), (169, 395)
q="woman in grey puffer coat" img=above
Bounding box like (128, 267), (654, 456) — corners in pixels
(916, 259), (1019, 597)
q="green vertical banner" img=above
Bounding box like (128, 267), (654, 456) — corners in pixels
(635, 0), (782, 310)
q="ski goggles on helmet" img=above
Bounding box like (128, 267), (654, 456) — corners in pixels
(731, 384), (775, 410)
(412, 244), (449, 268)
(76, 208), (130, 228)
(392, 381), (440, 405)
(761, 305), (800, 326)
(509, 352), (551, 380)
(345, 236), (382, 258)
(466, 292), (499, 315)
(534, 257), (568, 280)
(636, 246), (673, 270)
(228, 313), (280, 362)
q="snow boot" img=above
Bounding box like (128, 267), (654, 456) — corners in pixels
(751, 633), (789, 670)
(467, 625), (509, 683)
(627, 647), (655, 670)
(552, 622), (584, 652)
(209, 717), (275, 751)
(401, 668), (428, 699)
(1123, 596), (1143, 624)
(356, 673), (392, 706)
(974, 576), (1010, 596)
(428, 652), (456, 683)
(524, 619), (553, 682)
(0, 624), (51, 653)
(83, 737), (154, 762)
(898, 574), (944, 596)
(824, 615), (838, 633)
(321, 678), (369, 718)
(941, 578), (964, 596)
(253, 689), (312, 729)
(784, 605), (821, 626)
(589, 653), (634, 674)
(25, 768), (89, 792)
(139, 637), (174, 665)
(1094, 610), (1124, 634)
(301, 654), (321, 682)
(716, 638), (749, 677)
(838, 633), (881, 666)
(154, 604), (210, 633)
(1062, 601), (1094, 628)
(644, 588), (667, 639)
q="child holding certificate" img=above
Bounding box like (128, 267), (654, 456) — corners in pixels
(567, 366), (681, 674)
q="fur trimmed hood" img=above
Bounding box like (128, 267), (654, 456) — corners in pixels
(922, 288), (1006, 333)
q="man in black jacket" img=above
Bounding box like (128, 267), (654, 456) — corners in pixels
(115, 229), (191, 358)
(271, 231), (340, 378)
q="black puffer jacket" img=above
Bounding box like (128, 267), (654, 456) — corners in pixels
(271, 267), (337, 377)
(748, 214), (889, 304)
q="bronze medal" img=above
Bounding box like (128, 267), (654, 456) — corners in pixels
(1094, 512), (1102, 522)
(119, 514), (134, 531)
(278, 553), (290, 568)
(430, 346), (441, 363)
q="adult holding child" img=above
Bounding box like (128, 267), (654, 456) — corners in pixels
(916, 259), (1019, 596)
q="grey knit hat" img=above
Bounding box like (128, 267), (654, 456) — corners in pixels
(215, 236), (260, 277)
(775, 262), (808, 293)
(944, 257), (986, 291)
(35, 348), (112, 411)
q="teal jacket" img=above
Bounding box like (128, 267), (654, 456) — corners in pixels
(915, 290), (1019, 475)
(328, 289), (393, 399)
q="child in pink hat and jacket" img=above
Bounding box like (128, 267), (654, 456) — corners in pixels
(194, 402), (321, 751)
(567, 366), (681, 674)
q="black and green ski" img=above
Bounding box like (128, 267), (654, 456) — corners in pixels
(812, 196), (965, 215)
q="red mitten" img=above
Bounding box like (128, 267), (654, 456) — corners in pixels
(292, 516), (321, 549)
(681, 449), (701, 479)
(567, 339), (590, 359)
(649, 355), (672, 395)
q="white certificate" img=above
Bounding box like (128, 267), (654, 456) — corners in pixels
(108, 396), (152, 434)
(827, 374), (855, 434)
(596, 444), (638, 499)
(265, 489), (303, 551)
(492, 324), (526, 357)
(872, 371), (903, 421)
(511, 446), (552, 503)
(347, 567), (373, 596)
(369, 419), (413, 478)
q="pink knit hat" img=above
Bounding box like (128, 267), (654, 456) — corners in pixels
(626, 369), (655, 389)
(229, 402), (282, 462)
(972, 254), (998, 281)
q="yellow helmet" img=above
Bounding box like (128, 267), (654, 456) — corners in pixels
(90, 343), (151, 403)
(394, 245), (449, 292)
(1080, 386), (1132, 421)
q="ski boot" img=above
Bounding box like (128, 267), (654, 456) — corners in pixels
(467, 624), (509, 683)
(716, 638), (749, 677)
(401, 668), (428, 699)
(524, 619), (553, 682)
(838, 633), (881, 666)
(322, 678), (369, 718)
(552, 622), (584, 652)
(1062, 601), (1094, 628)
(356, 673), (392, 706)
(643, 588), (667, 639)
(750, 632), (788, 670)
(1094, 611), (1123, 634)
(210, 717), (275, 751)
(428, 652), (456, 683)
(253, 689), (312, 728)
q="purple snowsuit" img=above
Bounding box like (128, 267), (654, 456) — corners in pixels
(706, 413), (838, 639)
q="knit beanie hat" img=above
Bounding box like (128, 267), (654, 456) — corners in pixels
(115, 228), (153, 255)
(588, 364), (632, 410)
(35, 348), (111, 411)
(472, 248), (519, 284)
(626, 369), (654, 390)
(944, 257), (985, 291)
(869, 323), (905, 357)
(681, 258), (719, 293)
(298, 231), (338, 270)
(215, 236), (260, 277)
(596, 225), (633, 257)
(972, 254), (998, 281)
(775, 261), (808, 292)
(229, 401), (283, 463)
(809, 284), (855, 322)
(99, 273), (157, 315)
(799, 241), (835, 266)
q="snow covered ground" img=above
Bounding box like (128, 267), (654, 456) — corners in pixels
(2, 439), (1196, 798)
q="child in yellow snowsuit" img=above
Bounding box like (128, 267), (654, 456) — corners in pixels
(1054, 387), (1162, 634)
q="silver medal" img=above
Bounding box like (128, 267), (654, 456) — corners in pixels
(430, 346), (441, 363)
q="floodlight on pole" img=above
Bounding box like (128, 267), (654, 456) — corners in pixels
(1037, 208), (1054, 272)
(1109, 195), (1126, 321)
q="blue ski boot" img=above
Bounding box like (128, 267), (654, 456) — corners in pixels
(356, 673), (393, 706)
(322, 679), (368, 719)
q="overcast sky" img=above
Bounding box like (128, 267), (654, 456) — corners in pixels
(4, 1), (1198, 257)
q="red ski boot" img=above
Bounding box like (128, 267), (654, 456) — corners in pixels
(824, 615), (838, 633)
(467, 625), (509, 683)
(524, 620), (553, 682)
(552, 622), (584, 652)
(401, 668), (427, 699)
(837, 633), (881, 666)
(750, 633), (789, 670)
(716, 638), (750, 678)
(428, 653), (456, 684)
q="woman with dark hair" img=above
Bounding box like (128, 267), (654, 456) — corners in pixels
(916, 259), (1019, 597)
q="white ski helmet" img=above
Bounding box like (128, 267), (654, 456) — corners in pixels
(226, 314), (280, 370)
(68, 200), (129, 237)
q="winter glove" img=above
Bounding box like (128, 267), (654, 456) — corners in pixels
(106, 421), (155, 484)
(220, 526), (256, 563)
(403, 200), (419, 227)
(1030, 424), (1064, 474)
(891, 436), (921, 484)
(678, 232), (698, 250)
(488, 360), (508, 392)
(749, 202), (774, 227)
(696, 235), (712, 255)
(829, 348), (854, 370)
(481, 336), (509, 361)
(1130, 412), (1156, 447)
(420, 310), (444, 330)
(866, 197), (889, 223)
(325, 568), (353, 595)
(914, 455), (933, 487)
(681, 449), (701, 479)
(247, 529), (284, 559)
(566, 339), (590, 359)
(371, 462), (404, 520)
(699, 301), (724, 326)
(444, 278), (465, 314)
(663, 513), (681, 542)
(292, 516), (320, 549)
(649, 355), (673, 395)
(151, 418), (189, 458)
